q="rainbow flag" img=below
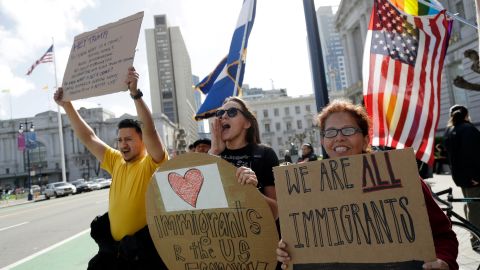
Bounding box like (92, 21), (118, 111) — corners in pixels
(389, 0), (443, 15)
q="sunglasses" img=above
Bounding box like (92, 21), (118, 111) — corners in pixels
(215, 107), (245, 118)
(321, 127), (362, 138)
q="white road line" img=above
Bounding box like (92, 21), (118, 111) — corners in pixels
(0, 222), (29, 232)
(0, 228), (91, 270)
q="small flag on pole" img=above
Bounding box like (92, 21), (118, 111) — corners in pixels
(362, 0), (451, 166)
(26, 45), (54, 75)
(194, 0), (256, 120)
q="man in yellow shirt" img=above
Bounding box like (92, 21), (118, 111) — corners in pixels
(54, 67), (168, 269)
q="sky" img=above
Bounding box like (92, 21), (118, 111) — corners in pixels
(0, 0), (340, 120)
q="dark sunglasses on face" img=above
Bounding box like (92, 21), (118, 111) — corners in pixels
(321, 127), (362, 138)
(215, 107), (245, 118)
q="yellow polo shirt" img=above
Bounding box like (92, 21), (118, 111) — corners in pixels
(101, 147), (167, 241)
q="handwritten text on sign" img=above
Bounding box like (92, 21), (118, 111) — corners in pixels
(62, 12), (143, 101)
(273, 149), (436, 269)
(146, 154), (278, 270)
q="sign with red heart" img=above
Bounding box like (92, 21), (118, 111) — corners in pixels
(146, 153), (278, 270)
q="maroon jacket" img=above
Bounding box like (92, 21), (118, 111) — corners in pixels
(421, 180), (458, 270)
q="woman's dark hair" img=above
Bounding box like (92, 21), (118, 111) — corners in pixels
(448, 104), (469, 127)
(223, 96), (261, 144)
(118, 119), (142, 135)
(302, 143), (314, 154)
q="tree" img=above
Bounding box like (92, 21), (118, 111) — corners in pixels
(453, 49), (480, 92)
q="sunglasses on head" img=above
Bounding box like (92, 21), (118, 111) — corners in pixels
(215, 107), (245, 118)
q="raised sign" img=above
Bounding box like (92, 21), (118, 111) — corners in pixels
(62, 12), (143, 100)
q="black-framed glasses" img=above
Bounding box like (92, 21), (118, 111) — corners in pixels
(321, 127), (362, 138)
(215, 107), (245, 118)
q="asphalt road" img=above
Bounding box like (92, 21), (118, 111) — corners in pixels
(0, 189), (108, 268)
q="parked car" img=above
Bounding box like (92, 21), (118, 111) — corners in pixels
(86, 181), (101, 191)
(44, 182), (76, 199)
(71, 179), (90, 193)
(92, 178), (111, 189)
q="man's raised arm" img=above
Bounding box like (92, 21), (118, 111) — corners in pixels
(54, 88), (108, 162)
(126, 67), (167, 163)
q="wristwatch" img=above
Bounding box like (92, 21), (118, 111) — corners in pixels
(130, 89), (143, 100)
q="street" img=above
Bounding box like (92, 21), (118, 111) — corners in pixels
(0, 189), (108, 269)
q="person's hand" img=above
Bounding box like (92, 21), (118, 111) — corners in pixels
(236, 167), (258, 187)
(125, 66), (139, 93)
(53, 87), (69, 107)
(276, 240), (291, 269)
(422, 258), (449, 269)
(209, 117), (226, 155)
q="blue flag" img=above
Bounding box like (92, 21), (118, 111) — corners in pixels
(194, 0), (256, 120)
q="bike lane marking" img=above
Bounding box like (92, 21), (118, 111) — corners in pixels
(1, 228), (96, 270)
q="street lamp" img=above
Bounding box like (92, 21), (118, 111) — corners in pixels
(19, 120), (35, 201)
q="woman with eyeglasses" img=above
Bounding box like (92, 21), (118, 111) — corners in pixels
(210, 96), (279, 219)
(276, 99), (458, 270)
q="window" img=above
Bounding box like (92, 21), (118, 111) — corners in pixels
(265, 124), (270, 132)
(275, 122), (281, 131)
(447, 61), (468, 105)
(297, 120), (303, 129)
(305, 105), (311, 112)
(284, 107), (290, 116)
(274, 108), (279, 116)
(295, 106), (301, 114)
(5, 168), (9, 174)
(277, 137), (283, 145)
(263, 109), (269, 118)
(286, 122), (292, 131)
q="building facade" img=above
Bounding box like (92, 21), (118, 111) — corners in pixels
(145, 15), (199, 146)
(316, 6), (349, 93)
(334, 0), (480, 132)
(244, 90), (320, 160)
(0, 108), (176, 191)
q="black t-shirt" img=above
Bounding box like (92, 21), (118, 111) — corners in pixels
(220, 144), (279, 194)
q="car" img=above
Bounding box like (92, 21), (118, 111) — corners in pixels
(86, 181), (101, 191)
(71, 179), (90, 193)
(44, 182), (76, 199)
(92, 178), (111, 189)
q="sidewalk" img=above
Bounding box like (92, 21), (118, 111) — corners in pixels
(0, 196), (44, 209)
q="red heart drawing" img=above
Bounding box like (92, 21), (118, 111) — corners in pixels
(167, 168), (204, 207)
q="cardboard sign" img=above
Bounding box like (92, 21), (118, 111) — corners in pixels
(273, 149), (436, 269)
(146, 153), (279, 270)
(62, 12), (143, 101)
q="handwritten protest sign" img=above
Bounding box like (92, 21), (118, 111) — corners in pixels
(146, 153), (279, 270)
(62, 12), (143, 101)
(273, 149), (436, 269)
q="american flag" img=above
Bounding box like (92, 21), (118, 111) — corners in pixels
(362, 0), (451, 165)
(26, 45), (54, 75)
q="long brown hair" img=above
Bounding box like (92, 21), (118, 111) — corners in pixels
(223, 97), (261, 144)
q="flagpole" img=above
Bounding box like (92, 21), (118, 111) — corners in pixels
(415, 0), (478, 29)
(233, 0), (254, 97)
(52, 37), (67, 183)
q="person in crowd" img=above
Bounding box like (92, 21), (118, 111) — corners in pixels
(210, 96), (279, 219)
(277, 99), (458, 270)
(193, 138), (211, 153)
(54, 67), (168, 269)
(434, 143), (448, 175)
(188, 143), (195, 152)
(444, 104), (480, 250)
(296, 143), (317, 163)
(283, 150), (293, 164)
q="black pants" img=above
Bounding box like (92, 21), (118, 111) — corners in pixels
(88, 213), (168, 270)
